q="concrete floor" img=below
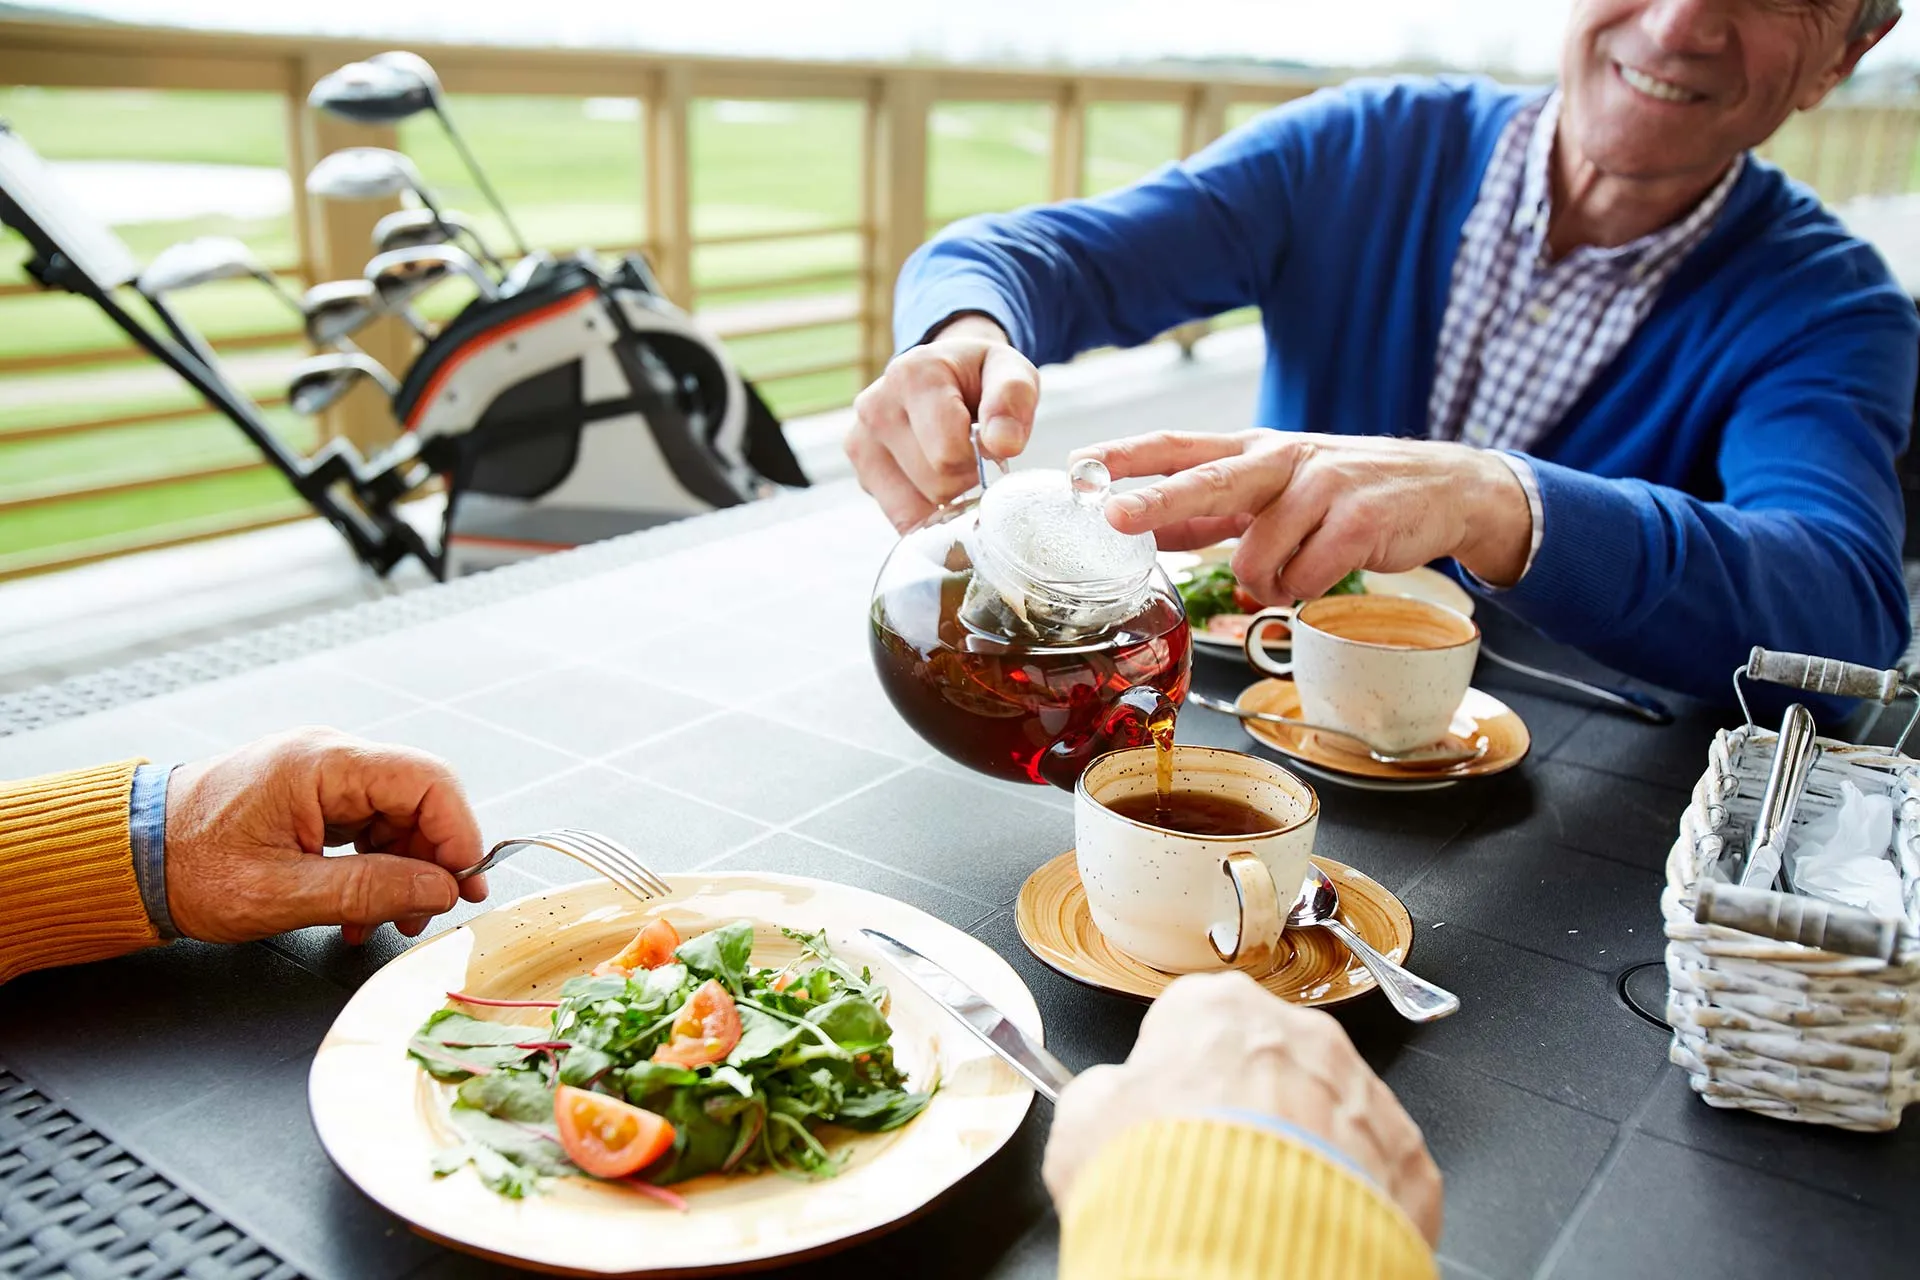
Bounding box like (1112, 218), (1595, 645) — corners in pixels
(0, 328), (1264, 694)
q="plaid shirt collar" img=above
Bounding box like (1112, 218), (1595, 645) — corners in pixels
(1509, 90), (1744, 277)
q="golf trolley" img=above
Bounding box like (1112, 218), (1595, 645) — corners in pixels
(0, 52), (805, 581)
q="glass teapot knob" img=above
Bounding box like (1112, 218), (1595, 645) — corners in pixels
(1068, 457), (1111, 507)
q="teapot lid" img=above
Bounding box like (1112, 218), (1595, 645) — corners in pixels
(973, 457), (1156, 599)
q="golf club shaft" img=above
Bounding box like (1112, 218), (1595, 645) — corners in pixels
(438, 108), (529, 256)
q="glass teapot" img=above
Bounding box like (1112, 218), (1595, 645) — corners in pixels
(868, 450), (1192, 789)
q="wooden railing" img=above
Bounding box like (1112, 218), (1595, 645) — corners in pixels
(2, 18), (1917, 582)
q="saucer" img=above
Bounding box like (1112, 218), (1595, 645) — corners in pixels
(1015, 851), (1414, 1006)
(1235, 679), (1529, 785)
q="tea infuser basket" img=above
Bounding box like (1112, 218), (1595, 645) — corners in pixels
(1663, 647), (1920, 1131)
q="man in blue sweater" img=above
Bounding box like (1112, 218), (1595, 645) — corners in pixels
(845, 0), (1917, 703)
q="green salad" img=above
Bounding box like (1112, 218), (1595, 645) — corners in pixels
(408, 918), (933, 1202)
(1176, 562), (1366, 627)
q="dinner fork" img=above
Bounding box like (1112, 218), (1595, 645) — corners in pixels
(453, 828), (672, 903)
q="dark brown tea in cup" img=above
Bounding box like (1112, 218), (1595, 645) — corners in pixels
(1104, 791), (1281, 837)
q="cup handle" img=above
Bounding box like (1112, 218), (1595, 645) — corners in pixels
(1243, 607), (1297, 678)
(1208, 851), (1285, 975)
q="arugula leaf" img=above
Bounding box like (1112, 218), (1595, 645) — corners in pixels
(805, 995), (893, 1053)
(726, 1005), (804, 1066)
(618, 1060), (700, 1104)
(647, 1088), (743, 1185)
(1176, 563), (1240, 626)
(434, 1142), (539, 1198)
(832, 1086), (934, 1132)
(558, 974), (629, 1001)
(456, 1069), (553, 1124)
(707, 1065), (757, 1097)
(557, 1046), (615, 1087)
(673, 921), (755, 989)
(407, 1011), (541, 1081)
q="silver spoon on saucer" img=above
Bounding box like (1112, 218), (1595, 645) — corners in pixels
(1291, 863), (1459, 1022)
(1186, 690), (1484, 768)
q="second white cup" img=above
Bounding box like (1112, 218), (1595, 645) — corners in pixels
(1245, 594), (1480, 753)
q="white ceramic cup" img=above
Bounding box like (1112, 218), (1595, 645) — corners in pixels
(1075, 745), (1319, 974)
(1244, 595), (1480, 754)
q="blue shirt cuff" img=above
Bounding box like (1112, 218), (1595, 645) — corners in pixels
(130, 764), (178, 940)
(1196, 1107), (1375, 1188)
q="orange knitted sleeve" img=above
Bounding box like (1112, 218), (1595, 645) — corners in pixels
(0, 760), (161, 983)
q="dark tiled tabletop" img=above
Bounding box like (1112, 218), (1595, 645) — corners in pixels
(3, 484), (1917, 1280)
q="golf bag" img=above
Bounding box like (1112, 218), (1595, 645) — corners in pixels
(402, 251), (806, 575)
(0, 121), (806, 581)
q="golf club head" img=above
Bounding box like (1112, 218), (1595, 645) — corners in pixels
(300, 279), (385, 347)
(368, 51), (445, 103)
(138, 235), (266, 294)
(307, 147), (425, 201)
(371, 207), (485, 256)
(308, 59), (436, 125)
(501, 250), (556, 297)
(366, 244), (499, 310)
(287, 352), (399, 415)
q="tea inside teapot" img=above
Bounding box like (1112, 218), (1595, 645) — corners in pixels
(868, 458), (1192, 788)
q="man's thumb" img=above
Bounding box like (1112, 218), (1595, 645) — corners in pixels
(977, 345), (1040, 459)
(305, 853), (459, 928)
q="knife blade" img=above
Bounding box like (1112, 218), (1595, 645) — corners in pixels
(859, 928), (1074, 1103)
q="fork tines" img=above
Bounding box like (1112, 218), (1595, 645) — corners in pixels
(545, 827), (672, 900)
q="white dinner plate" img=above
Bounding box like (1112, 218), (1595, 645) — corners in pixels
(309, 874), (1040, 1277)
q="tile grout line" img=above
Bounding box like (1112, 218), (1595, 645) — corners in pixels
(1526, 1059), (1672, 1280)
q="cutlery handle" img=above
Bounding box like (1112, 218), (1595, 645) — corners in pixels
(1745, 647), (1903, 704)
(1320, 918), (1460, 1022)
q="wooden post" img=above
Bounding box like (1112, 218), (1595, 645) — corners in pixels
(646, 64), (694, 307)
(1171, 84), (1230, 356)
(861, 72), (930, 383)
(1050, 80), (1086, 202)
(293, 53), (411, 455)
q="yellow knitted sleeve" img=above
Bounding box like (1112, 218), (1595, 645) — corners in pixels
(0, 760), (160, 984)
(1060, 1116), (1437, 1280)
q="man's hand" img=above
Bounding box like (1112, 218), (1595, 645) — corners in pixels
(1078, 430), (1533, 602)
(164, 728), (488, 946)
(846, 314), (1041, 531)
(1043, 971), (1443, 1246)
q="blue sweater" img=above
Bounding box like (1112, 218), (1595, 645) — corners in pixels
(895, 78), (1918, 705)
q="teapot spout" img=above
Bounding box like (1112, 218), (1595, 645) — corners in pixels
(1039, 684), (1180, 791)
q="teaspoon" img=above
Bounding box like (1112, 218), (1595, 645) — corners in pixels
(1290, 863), (1459, 1022)
(1186, 690), (1484, 768)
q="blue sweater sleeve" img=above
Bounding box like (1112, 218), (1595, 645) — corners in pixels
(1495, 292), (1916, 707)
(893, 87), (1351, 358)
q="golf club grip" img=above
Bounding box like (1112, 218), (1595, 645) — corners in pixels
(1694, 881), (1898, 960)
(1745, 648), (1902, 704)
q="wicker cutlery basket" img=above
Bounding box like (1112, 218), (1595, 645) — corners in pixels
(1663, 650), (1920, 1132)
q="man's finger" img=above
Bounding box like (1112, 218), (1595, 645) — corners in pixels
(1151, 514), (1255, 552)
(896, 359), (982, 491)
(976, 345), (1040, 459)
(322, 743), (484, 877)
(1077, 431), (1248, 481)
(281, 852), (460, 930)
(1232, 489), (1330, 604)
(1276, 520), (1369, 601)
(849, 425), (938, 532)
(1105, 451), (1294, 536)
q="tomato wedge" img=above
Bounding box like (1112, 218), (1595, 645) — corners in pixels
(553, 1085), (676, 1179)
(592, 918), (682, 978)
(651, 979), (742, 1067)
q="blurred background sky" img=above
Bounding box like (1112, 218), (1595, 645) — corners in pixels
(34, 0), (1920, 74)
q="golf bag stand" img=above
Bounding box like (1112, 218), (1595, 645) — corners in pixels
(399, 251), (807, 577)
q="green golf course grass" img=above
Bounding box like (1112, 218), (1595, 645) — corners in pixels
(0, 87), (1268, 570)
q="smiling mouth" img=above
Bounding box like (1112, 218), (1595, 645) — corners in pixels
(1614, 61), (1706, 105)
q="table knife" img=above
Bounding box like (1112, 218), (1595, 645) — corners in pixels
(859, 928), (1075, 1103)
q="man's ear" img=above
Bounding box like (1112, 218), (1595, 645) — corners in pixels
(1798, 15), (1899, 112)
